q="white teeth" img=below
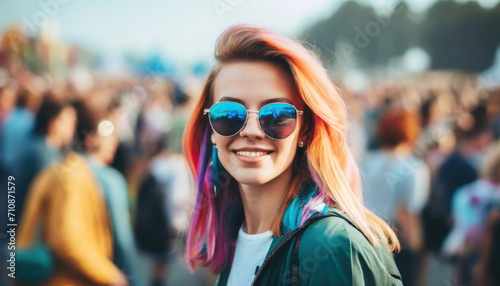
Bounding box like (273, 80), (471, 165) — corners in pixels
(236, 151), (268, 157)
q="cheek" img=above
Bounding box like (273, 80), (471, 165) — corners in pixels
(277, 135), (301, 168)
(278, 141), (298, 163)
(214, 136), (231, 160)
(104, 137), (118, 152)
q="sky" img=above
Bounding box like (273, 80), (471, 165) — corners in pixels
(0, 0), (499, 66)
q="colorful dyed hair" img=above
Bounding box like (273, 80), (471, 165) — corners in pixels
(183, 24), (400, 273)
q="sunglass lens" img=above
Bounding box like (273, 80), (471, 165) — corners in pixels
(259, 103), (297, 139)
(209, 102), (247, 136)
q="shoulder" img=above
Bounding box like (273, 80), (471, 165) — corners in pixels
(298, 213), (402, 285)
(299, 213), (373, 262)
(13, 139), (43, 164)
(94, 165), (129, 200)
(51, 152), (89, 176)
(98, 164), (126, 182)
(301, 210), (372, 245)
(43, 153), (96, 192)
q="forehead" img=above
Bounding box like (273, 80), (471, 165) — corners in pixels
(212, 61), (300, 107)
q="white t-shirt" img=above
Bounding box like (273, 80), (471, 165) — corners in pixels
(362, 150), (430, 223)
(227, 225), (273, 286)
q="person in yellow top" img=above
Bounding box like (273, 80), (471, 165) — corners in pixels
(17, 151), (128, 286)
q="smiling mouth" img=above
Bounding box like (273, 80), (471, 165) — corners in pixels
(233, 150), (273, 157)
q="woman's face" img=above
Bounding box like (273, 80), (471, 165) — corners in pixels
(54, 106), (77, 147)
(210, 61), (305, 186)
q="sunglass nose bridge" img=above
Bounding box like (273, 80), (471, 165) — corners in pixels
(239, 111), (265, 138)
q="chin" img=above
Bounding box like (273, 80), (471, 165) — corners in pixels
(229, 170), (275, 186)
(236, 178), (270, 186)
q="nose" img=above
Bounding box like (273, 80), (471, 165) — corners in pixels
(239, 112), (266, 140)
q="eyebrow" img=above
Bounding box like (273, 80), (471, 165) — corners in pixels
(219, 96), (293, 106)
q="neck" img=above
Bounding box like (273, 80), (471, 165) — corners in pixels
(239, 166), (293, 235)
(45, 134), (61, 149)
(458, 140), (477, 158)
(385, 143), (412, 155)
(88, 152), (105, 165)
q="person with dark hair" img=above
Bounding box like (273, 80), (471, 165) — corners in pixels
(11, 95), (76, 221)
(17, 99), (134, 286)
(442, 142), (500, 285)
(134, 134), (193, 286)
(420, 95), (438, 129)
(421, 102), (494, 286)
(74, 100), (143, 286)
(362, 110), (430, 286)
(423, 103), (493, 254)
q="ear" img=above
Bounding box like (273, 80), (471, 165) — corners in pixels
(84, 133), (99, 151)
(46, 116), (59, 135)
(299, 134), (308, 144)
(298, 120), (310, 146)
(211, 132), (216, 146)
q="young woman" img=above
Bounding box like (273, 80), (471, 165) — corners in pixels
(184, 24), (402, 286)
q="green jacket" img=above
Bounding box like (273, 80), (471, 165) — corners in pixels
(214, 208), (403, 286)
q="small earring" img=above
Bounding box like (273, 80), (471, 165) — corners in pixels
(208, 161), (218, 198)
(211, 145), (219, 198)
(298, 141), (304, 148)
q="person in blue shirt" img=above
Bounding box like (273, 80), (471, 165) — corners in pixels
(73, 99), (144, 286)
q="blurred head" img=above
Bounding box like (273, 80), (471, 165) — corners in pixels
(420, 94), (437, 128)
(480, 142), (500, 183)
(486, 88), (500, 118)
(455, 102), (492, 153)
(486, 89), (500, 140)
(376, 110), (421, 149)
(455, 103), (489, 137)
(74, 100), (120, 165)
(34, 96), (77, 148)
(184, 24), (398, 273)
(16, 88), (42, 112)
(0, 80), (18, 114)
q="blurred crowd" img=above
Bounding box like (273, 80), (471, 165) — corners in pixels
(352, 74), (500, 286)
(0, 26), (203, 286)
(0, 24), (499, 286)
